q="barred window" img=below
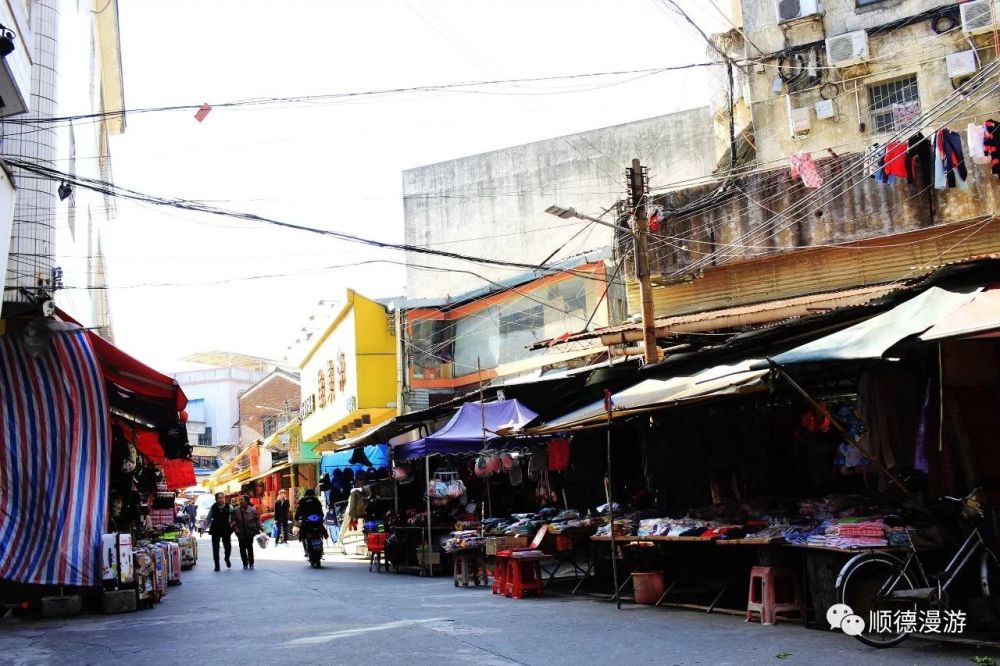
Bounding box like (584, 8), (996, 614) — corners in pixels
(868, 75), (920, 135)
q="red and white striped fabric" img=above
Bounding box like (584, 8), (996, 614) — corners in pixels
(0, 330), (110, 586)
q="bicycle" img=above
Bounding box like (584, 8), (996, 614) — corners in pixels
(835, 489), (1000, 648)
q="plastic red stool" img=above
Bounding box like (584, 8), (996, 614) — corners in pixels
(493, 550), (512, 595)
(746, 566), (804, 625)
(505, 557), (544, 599)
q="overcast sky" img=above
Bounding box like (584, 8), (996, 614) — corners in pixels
(100, 0), (722, 370)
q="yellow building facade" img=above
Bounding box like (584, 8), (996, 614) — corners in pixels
(300, 290), (398, 451)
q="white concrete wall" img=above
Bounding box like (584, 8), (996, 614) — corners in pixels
(401, 109), (715, 300)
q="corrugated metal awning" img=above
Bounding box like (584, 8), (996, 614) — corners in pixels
(772, 286), (980, 365)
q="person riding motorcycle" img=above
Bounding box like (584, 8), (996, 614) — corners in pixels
(294, 488), (326, 555)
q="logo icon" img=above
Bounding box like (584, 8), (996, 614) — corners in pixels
(841, 614), (866, 636)
(826, 603), (855, 630)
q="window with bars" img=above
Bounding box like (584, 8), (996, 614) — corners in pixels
(867, 75), (920, 134)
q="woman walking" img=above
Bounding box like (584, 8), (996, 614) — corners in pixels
(232, 495), (263, 569)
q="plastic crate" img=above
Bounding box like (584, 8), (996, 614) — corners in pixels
(366, 533), (388, 553)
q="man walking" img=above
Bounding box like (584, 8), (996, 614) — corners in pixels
(273, 490), (290, 544)
(183, 501), (197, 532)
(205, 493), (234, 572)
(232, 495), (263, 569)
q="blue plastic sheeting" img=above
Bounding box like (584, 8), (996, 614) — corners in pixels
(319, 444), (389, 475)
(394, 400), (538, 461)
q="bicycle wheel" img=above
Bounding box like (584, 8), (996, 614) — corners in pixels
(837, 553), (918, 649)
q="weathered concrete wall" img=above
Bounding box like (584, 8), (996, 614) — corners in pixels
(648, 152), (1000, 278)
(739, 0), (992, 165)
(402, 109), (716, 300)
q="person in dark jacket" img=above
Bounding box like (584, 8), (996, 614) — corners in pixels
(206, 493), (234, 571)
(294, 489), (325, 555)
(231, 495), (263, 569)
(273, 490), (290, 544)
(183, 502), (198, 531)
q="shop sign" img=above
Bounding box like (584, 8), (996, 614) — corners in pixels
(309, 350), (349, 414)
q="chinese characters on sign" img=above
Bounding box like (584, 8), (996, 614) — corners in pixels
(868, 609), (966, 635)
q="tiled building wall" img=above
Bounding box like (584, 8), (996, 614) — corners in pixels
(3, 0), (59, 305)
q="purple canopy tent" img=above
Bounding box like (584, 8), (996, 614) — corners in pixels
(394, 399), (538, 461)
(393, 399), (538, 575)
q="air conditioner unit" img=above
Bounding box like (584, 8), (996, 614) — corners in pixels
(825, 30), (869, 68)
(961, 0), (1000, 35)
(775, 0), (821, 24)
(947, 49), (979, 79)
(787, 96), (811, 137)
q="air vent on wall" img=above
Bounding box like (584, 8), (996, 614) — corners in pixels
(961, 0), (1000, 35)
(775, 0), (821, 23)
(825, 30), (869, 68)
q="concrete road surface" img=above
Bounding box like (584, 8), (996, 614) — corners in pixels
(1, 536), (996, 665)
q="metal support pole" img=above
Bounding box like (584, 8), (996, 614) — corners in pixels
(604, 389), (621, 609)
(425, 455), (433, 577)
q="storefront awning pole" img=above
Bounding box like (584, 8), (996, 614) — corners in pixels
(604, 389), (621, 610)
(770, 362), (926, 512)
(426, 455), (433, 577)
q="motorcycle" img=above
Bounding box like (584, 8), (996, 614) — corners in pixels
(300, 514), (326, 568)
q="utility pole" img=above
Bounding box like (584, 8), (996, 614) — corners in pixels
(627, 158), (659, 364)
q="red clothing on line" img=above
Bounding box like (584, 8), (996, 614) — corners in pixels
(883, 141), (908, 179)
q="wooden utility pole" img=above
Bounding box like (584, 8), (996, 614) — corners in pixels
(628, 158), (658, 364)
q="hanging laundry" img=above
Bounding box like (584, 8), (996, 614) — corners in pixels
(934, 128), (968, 190)
(789, 151), (823, 188)
(905, 132), (931, 186)
(863, 143), (881, 178)
(870, 144), (890, 184)
(892, 100), (921, 130)
(967, 123), (990, 165)
(883, 141), (908, 180)
(984, 120), (1000, 177)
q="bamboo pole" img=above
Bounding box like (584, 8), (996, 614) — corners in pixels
(772, 364), (924, 508)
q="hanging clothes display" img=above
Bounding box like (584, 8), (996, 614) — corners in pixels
(984, 120), (1000, 177)
(882, 141), (909, 180)
(932, 128), (968, 190)
(789, 151), (823, 188)
(905, 132), (931, 186)
(967, 123), (990, 165)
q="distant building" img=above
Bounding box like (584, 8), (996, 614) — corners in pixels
(402, 253), (617, 411)
(237, 368), (301, 446)
(171, 366), (267, 446)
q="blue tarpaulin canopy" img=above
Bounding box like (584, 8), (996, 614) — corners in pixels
(394, 399), (539, 461)
(319, 444), (389, 475)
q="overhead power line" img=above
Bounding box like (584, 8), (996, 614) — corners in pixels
(2, 64), (717, 127)
(4, 157), (615, 284)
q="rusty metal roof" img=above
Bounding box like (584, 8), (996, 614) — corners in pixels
(532, 282), (909, 349)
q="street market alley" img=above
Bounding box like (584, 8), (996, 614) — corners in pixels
(0, 538), (994, 666)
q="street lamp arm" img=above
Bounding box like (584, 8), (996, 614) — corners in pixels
(544, 205), (636, 240)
